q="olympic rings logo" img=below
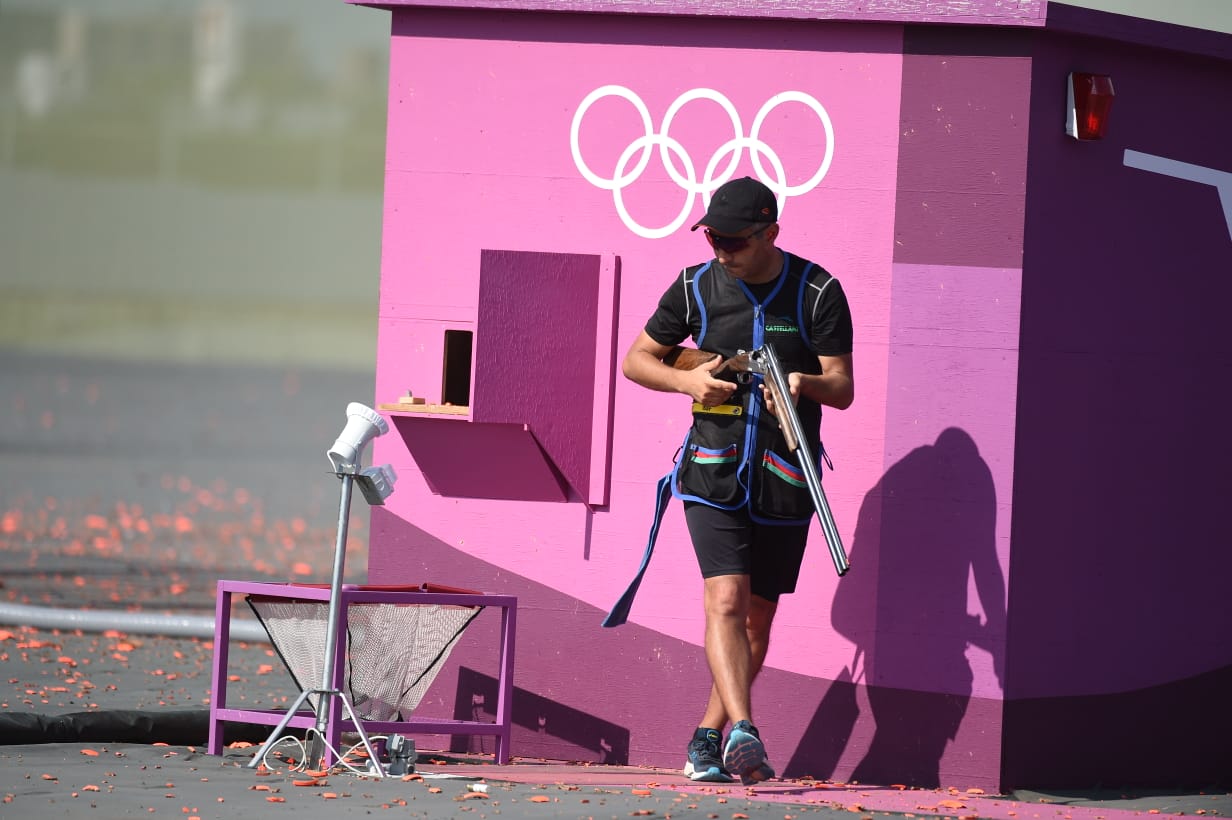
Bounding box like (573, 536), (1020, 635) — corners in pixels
(570, 86), (835, 239)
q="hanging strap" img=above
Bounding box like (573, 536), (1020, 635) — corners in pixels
(602, 473), (674, 627)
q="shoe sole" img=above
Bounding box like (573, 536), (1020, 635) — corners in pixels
(739, 760), (775, 786)
(723, 730), (775, 784)
(683, 761), (734, 783)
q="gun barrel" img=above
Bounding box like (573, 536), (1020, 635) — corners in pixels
(752, 345), (850, 577)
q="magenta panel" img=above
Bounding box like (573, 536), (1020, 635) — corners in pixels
(390, 415), (568, 502)
(894, 38), (1032, 268)
(473, 250), (602, 503)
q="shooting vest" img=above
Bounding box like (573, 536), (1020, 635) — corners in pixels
(604, 251), (835, 627)
(672, 251), (827, 523)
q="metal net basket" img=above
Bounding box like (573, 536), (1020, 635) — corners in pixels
(247, 584), (483, 722)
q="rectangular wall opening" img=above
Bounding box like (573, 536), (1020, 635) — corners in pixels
(442, 329), (473, 407)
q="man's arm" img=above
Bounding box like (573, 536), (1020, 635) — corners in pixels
(798, 353), (854, 411)
(621, 330), (738, 407)
(766, 353), (855, 414)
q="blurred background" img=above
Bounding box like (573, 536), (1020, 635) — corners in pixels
(0, 0), (394, 626)
(1, 0), (389, 369)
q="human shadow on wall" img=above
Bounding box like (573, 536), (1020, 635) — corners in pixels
(788, 428), (1006, 786)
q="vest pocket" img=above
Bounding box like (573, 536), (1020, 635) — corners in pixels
(754, 447), (815, 520)
(676, 437), (744, 506)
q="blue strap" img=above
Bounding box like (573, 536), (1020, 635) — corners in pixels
(602, 472), (674, 627)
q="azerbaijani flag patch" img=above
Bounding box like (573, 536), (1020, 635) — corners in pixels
(763, 451), (806, 487)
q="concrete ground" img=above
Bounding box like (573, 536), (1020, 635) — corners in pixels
(1, 351), (1228, 819)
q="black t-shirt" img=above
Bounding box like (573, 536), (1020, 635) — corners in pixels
(644, 255), (854, 358)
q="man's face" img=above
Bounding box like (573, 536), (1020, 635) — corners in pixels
(704, 224), (780, 282)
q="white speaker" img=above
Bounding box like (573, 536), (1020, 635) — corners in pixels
(326, 402), (389, 473)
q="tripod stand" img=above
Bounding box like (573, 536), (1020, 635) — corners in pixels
(246, 463), (393, 776)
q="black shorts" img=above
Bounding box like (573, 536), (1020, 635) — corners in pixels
(683, 501), (809, 603)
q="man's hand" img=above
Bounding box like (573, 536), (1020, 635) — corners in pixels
(760, 371), (802, 418)
(684, 355), (738, 407)
(621, 332), (738, 407)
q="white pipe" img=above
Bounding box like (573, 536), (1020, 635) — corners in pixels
(0, 602), (268, 643)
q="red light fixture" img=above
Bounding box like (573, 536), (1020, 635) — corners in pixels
(1067, 72), (1115, 140)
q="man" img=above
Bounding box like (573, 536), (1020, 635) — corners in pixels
(621, 176), (854, 785)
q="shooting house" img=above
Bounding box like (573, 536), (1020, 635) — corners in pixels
(348, 0), (1231, 792)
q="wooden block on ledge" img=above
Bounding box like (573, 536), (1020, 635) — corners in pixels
(378, 402), (469, 415)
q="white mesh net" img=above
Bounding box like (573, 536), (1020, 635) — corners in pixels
(248, 590), (482, 721)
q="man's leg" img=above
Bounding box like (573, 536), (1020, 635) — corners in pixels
(714, 515), (805, 785)
(702, 573), (753, 725)
(684, 574), (753, 782)
(682, 503), (775, 783)
(698, 593), (778, 730)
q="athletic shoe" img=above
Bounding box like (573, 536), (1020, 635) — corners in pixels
(683, 727), (734, 782)
(723, 720), (775, 785)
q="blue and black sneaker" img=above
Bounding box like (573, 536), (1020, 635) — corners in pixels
(723, 720), (775, 785)
(684, 727), (734, 782)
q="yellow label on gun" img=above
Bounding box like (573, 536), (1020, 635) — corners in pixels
(691, 402), (743, 416)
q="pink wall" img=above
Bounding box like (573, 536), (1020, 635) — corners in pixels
(363, 7), (1026, 792)
(372, 8), (902, 671)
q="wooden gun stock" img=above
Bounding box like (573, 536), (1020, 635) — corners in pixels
(664, 346), (718, 370)
(664, 347), (750, 378)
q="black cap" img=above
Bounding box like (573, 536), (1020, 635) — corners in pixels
(690, 176), (778, 234)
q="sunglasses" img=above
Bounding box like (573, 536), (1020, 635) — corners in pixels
(704, 226), (770, 254)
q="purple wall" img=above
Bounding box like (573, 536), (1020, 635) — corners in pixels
(1004, 16), (1232, 788)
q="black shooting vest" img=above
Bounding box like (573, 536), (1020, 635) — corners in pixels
(671, 251), (827, 524)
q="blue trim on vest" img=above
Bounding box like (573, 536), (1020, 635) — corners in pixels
(691, 261), (714, 348)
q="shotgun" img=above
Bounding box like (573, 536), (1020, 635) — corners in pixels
(667, 344), (850, 577)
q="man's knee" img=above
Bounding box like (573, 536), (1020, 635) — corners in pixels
(704, 574), (749, 617)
